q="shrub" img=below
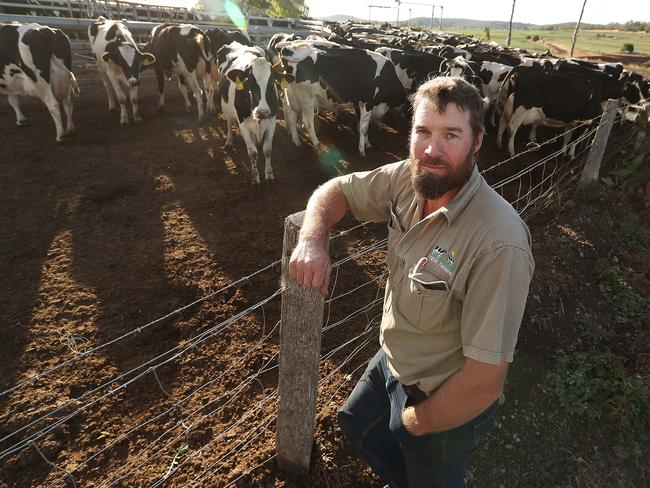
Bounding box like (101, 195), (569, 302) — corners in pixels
(548, 351), (649, 431)
(622, 42), (634, 52)
(532, 34), (540, 41)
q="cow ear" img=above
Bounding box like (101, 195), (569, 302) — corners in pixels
(226, 69), (247, 90)
(142, 53), (156, 66)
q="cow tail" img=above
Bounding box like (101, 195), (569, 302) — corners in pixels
(70, 72), (81, 96)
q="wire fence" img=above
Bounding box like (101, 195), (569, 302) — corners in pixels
(1, 109), (638, 486)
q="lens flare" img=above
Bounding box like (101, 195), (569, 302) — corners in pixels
(224, 0), (247, 28)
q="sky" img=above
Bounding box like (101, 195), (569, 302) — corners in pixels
(304, 0), (650, 25)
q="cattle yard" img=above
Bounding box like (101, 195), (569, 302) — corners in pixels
(1, 17), (649, 488)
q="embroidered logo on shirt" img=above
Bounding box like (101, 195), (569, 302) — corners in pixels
(428, 245), (457, 276)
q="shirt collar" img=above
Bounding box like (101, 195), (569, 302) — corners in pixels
(419, 164), (482, 226)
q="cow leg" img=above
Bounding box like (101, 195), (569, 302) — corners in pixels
(186, 73), (205, 123)
(7, 95), (28, 126)
(100, 72), (117, 111)
(358, 104), (372, 157)
(529, 124), (538, 142)
(39, 87), (66, 142)
(61, 91), (75, 135)
(262, 118), (277, 181)
(506, 106), (529, 157)
(177, 75), (193, 112)
(240, 123), (260, 185)
(130, 86), (142, 123)
(301, 100), (320, 148)
(204, 73), (216, 113)
(224, 116), (234, 148)
(156, 66), (166, 111)
(563, 128), (579, 158)
(497, 94), (513, 149)
(284, 94), (302, 146)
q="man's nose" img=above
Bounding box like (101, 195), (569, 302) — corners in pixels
(424, 137), (443, 158)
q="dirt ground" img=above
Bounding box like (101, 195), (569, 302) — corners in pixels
(0, 62), (647, 488)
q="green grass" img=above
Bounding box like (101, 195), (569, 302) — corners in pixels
(450, 28), (650, 55)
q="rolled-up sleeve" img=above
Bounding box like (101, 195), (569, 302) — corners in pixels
(339, 161), (405, 223)
(460, 245), (535, 364)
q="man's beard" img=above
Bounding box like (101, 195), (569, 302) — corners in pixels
(410, 148), (476, 200)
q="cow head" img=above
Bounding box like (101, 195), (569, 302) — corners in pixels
(226, 57), (281, 121)
(102, 40), (155, 86)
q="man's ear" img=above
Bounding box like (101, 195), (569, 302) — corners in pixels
(474, 131), (484, 153)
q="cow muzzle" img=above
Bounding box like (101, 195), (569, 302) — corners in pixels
(253, 107), (271, 120)
(128, 78), (140, 87)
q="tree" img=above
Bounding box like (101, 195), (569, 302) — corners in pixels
(266, 0), (309, 17)
(622, 43), (634, 53)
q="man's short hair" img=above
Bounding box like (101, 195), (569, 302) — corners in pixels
(410, 77), (486, 137)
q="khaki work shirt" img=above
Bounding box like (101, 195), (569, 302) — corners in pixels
(340, 160), (535, 394)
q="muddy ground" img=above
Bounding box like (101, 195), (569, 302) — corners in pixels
(0, 64), (647, 488)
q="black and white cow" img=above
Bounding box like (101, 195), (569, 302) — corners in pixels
(218, 42), (281, 184)
(476, 60), (514, 126)
(496, 66), (603, 157)
(144, 23), (213, 122)
(1, 22), (78, 141)
(89, 17), (155, 125)
(276, 41), (407, 156)
(203, 26), (252, 110)
(374, 47), (444, 94)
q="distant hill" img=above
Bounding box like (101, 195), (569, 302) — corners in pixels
(316, 15), (536, 29)
(319, 14), (365, 23)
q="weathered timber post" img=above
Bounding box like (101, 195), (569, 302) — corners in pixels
(276, 211), (328, 475)
(578, 98), (619, 190)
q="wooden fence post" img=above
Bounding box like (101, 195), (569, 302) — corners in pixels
(276, 211), (328, 475)
(578, 98), (619, 190)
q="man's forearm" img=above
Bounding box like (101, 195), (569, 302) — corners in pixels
(289, 177), (349, 293)
(402, 358), (507, 435)
(300, 178), (349, 244)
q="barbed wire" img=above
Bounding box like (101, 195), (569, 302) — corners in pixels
(0, 289), (283, 462)
(481, 113), (605, 177)
(1, 221), (377, 403)
(46, 317), (282, 488)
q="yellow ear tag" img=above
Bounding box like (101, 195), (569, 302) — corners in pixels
(235, 77), (244, 91)
(280, 79), (289, 90)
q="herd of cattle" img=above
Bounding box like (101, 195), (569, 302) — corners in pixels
(1, 19), (649, 183)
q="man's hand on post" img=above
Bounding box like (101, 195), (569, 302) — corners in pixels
(289, 239), (332, 295)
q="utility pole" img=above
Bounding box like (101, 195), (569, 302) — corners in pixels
(439, 5), (443, 30)
(571, 0), (587, 57)
(430, 5), (434, 30)
(506, 0), (516, 46)
(396, 0), (400, 27)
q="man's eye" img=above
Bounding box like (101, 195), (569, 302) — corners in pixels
(446, 132), (458, 139)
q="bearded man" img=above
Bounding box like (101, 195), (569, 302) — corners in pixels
(289, 77), (535, 488)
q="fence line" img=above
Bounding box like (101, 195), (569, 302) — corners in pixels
(0, 222), (376, 402)
(0, 288), (283, 462)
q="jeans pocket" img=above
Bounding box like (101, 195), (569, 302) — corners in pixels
(387, 382), (410, 439)
(471, 412), (495, 452)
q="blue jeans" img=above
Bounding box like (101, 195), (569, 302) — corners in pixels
(338, 349), (498, 488)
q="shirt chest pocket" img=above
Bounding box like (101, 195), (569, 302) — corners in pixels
(404, 263), (453, 331)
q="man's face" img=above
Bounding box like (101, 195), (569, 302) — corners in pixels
(409, 99), (483, 200)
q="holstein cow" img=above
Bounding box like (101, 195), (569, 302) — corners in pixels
(204, 27), (252, 110)
(0, 22), (79, 141)
(496, 66), (603, 157)
(144, 23), (212, 122)
(89, 17), (155, 125)
(374, 46), (444, 94)
(476, 60), (513, 126)
(276, 41), (407, 156)
(217, 42), (281, 184)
